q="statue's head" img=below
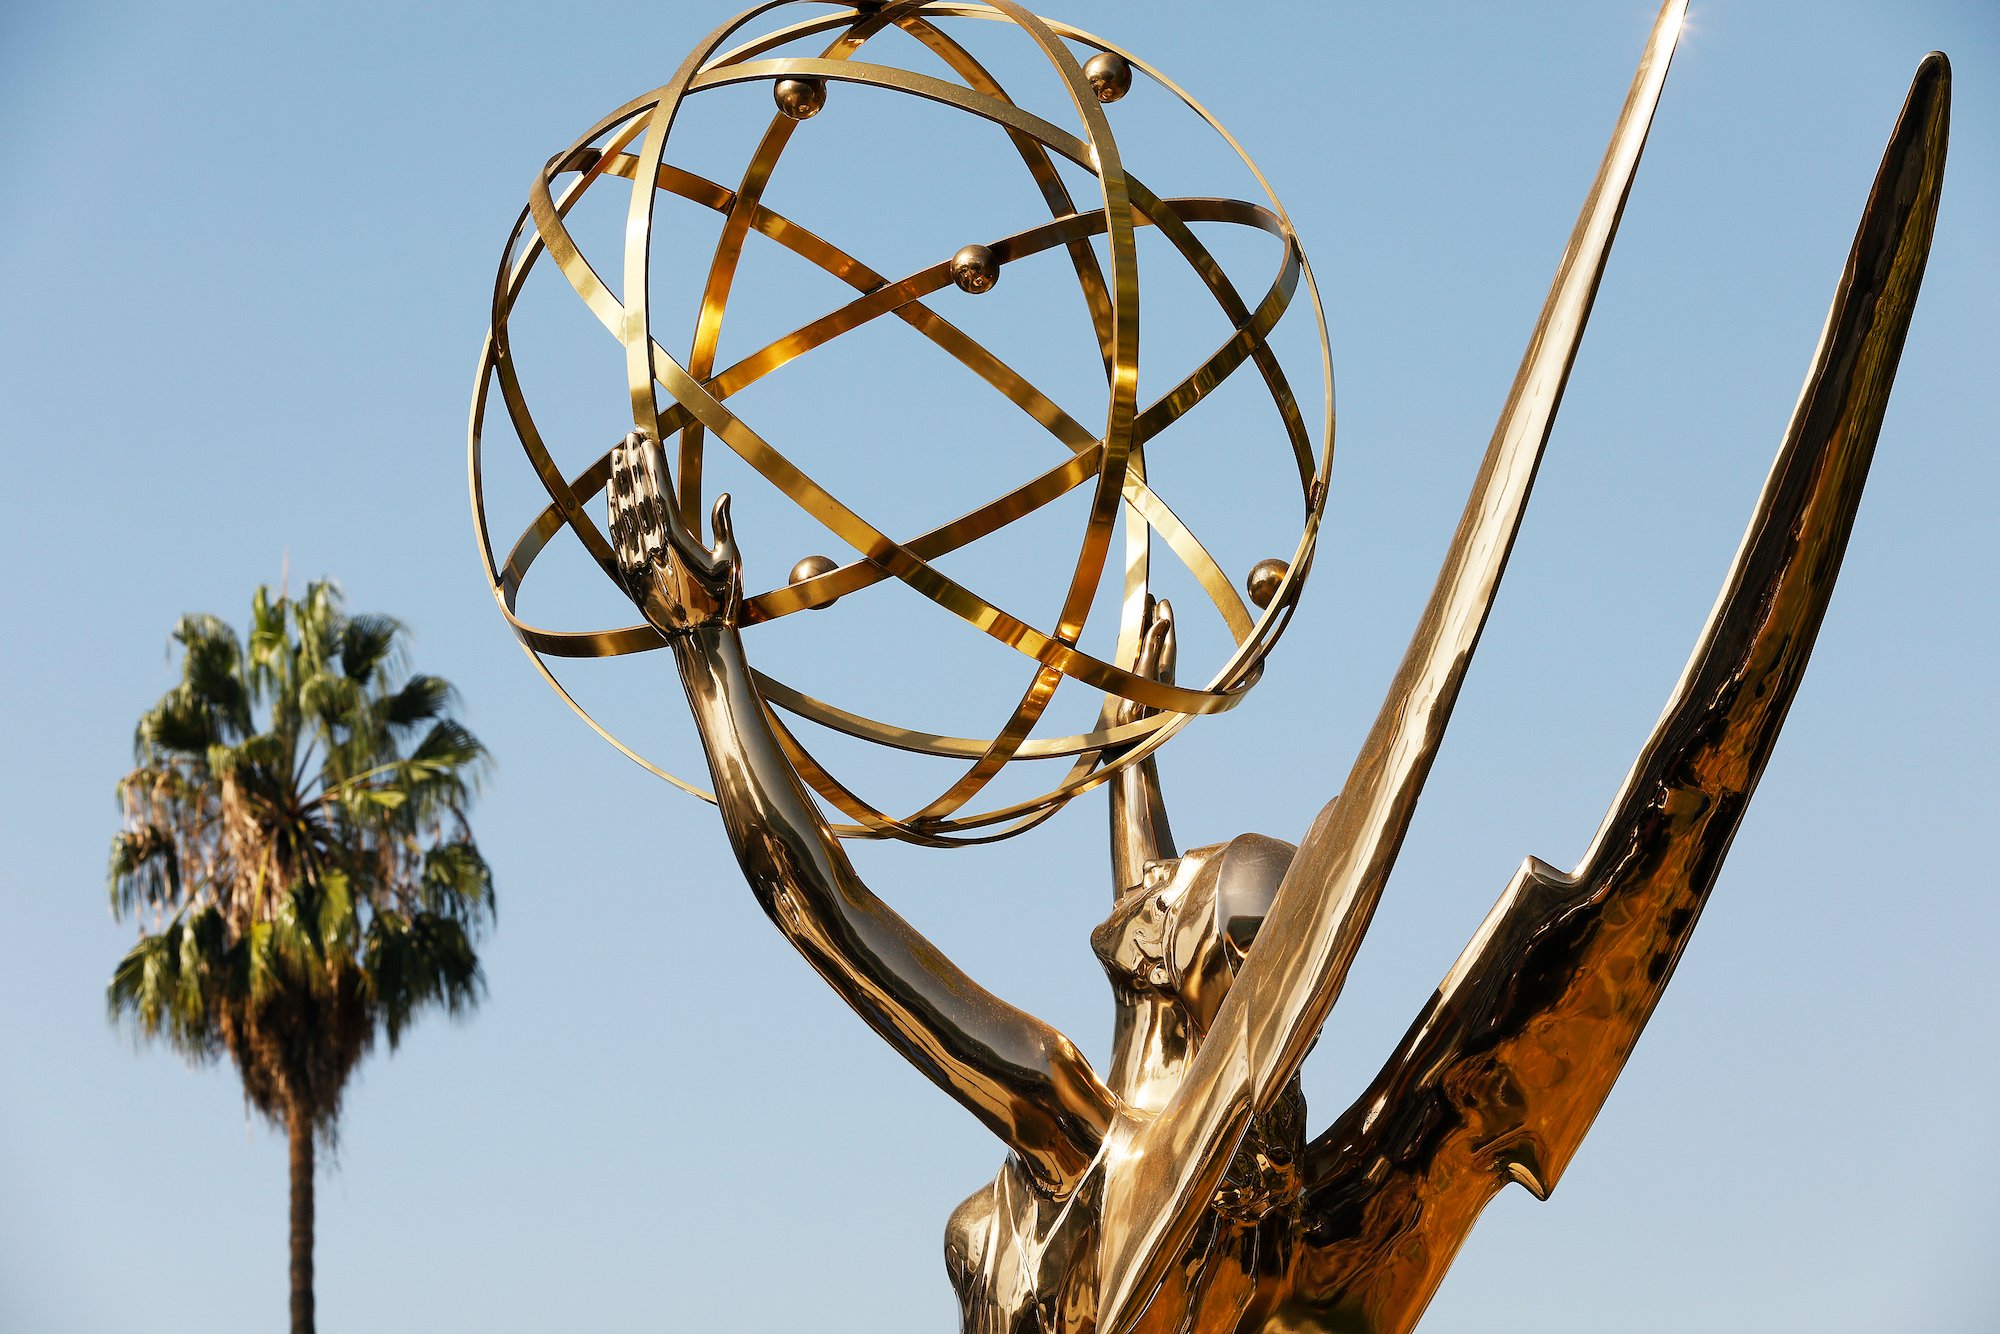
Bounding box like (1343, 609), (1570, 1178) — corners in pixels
(1092, 833), (1295, 1041)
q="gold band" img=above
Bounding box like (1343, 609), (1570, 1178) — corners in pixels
(468, 1), (1333, 839)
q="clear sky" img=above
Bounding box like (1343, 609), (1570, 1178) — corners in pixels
(2, 2), (1995, 1331)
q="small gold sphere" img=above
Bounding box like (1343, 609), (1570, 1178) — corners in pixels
(790, 554), (840, 610)
(773, 76), (827, 121)
(1246, 557), (1289, 610)
(1084, 52), (1133, 104)
(951, 244), (1000, 295)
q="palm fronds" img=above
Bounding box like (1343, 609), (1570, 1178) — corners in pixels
(106, 581), (494, 1140)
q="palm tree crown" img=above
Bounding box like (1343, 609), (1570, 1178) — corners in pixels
(107, 581), (494, 1333)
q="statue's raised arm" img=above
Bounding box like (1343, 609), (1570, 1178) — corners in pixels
(606, 432), (1115, 1194)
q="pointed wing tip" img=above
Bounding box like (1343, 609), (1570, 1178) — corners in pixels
(1904, 51), (1950, 124)
(1653, 0), (1690, 57)
(1910, 51), (1951, 112)
(1904, 51), (1952, 155)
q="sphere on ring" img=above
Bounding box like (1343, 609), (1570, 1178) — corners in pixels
(773, 74), (827, 120)
(1246, 558), (1290, 611)
(789, 555), (841, 610)
(468, 1), (1334, 845)
(950, 244), (1002, 294)
(1084, 52), (1132, 104)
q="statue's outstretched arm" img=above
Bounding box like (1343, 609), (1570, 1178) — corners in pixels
(607, 434), (1114, 1194)
(1293, 54), (1949, 1333)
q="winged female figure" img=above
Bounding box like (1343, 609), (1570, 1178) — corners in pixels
(600, 5), (1949, 1327)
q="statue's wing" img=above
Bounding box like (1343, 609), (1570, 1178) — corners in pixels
(1292, 57), (1949, 1332)
(1103, 38), (1952, 1334)
(1091, 6), (1691, 1326)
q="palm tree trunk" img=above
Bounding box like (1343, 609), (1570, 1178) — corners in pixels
(287, 1103), (315, 1334)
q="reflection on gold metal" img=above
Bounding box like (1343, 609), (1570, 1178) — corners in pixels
(950, 243), (1002, 295)
(788, 554), (841, 609)
(773, 74), (827, 120)
(473, 5), (1950, 1331)
(1084, 52), (1132, 105)
(1244, 558), (1287, 612)
(468, 0), (1334, 844)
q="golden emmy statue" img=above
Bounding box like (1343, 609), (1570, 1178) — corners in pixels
(469, 3), (1949, 1329)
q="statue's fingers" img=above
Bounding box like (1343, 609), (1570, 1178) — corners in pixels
(642, 434), (711, 572)
(706, 493), (739, 574)
(630, 434), (673, 568)
(1135, 623), (1166, 683)
(608, 439), (638, 574)
(1135, 599), (1175, 684)
(622, 437), (653, 572)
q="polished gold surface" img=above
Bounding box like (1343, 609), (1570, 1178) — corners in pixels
(608, 430), (1116, 1196)
(1281, 57), (1949, 1328)
(1244, 558), (1287, 612)
(788, 554), (841, 608)
(949, 243), (1001, 294)
(1090, 3), (1693, 1319)
(1084, 52), (1132, 105)
(474, 5), (1950, 1332)
(468, 0), (1334, 843)
(773, 73), (827, 119)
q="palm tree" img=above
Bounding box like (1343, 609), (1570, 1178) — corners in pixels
(106, 581), (494, 1334)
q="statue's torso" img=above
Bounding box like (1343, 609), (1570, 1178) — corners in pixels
(942, 833), (1320, 1333)
(944, 1067), (1312, 1332)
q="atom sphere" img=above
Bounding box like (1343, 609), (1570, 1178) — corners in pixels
(470, 1), (1332, 843)
(773, 75), (827, 120)
(1084, 52), (1133, 104)
(789, 555), (841, 610)
(1247, 558), (1289, 611)
(950, 243), (1001, 294)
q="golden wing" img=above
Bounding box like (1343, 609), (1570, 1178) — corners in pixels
(1101, 31), (1951, 1334)
(1291, 54), (1951, 1332)
(1093, 4), (1693, 1325)
(1094, 9), (1934, 1332)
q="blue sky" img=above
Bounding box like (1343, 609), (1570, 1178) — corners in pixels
(2, 2), (1995, 1330)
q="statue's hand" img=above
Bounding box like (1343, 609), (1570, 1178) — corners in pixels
(608, 431), (742, 634)
(1112, 597), (1176, 733)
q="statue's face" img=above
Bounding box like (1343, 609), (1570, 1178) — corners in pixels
(1094, 834), (1296, 1034)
